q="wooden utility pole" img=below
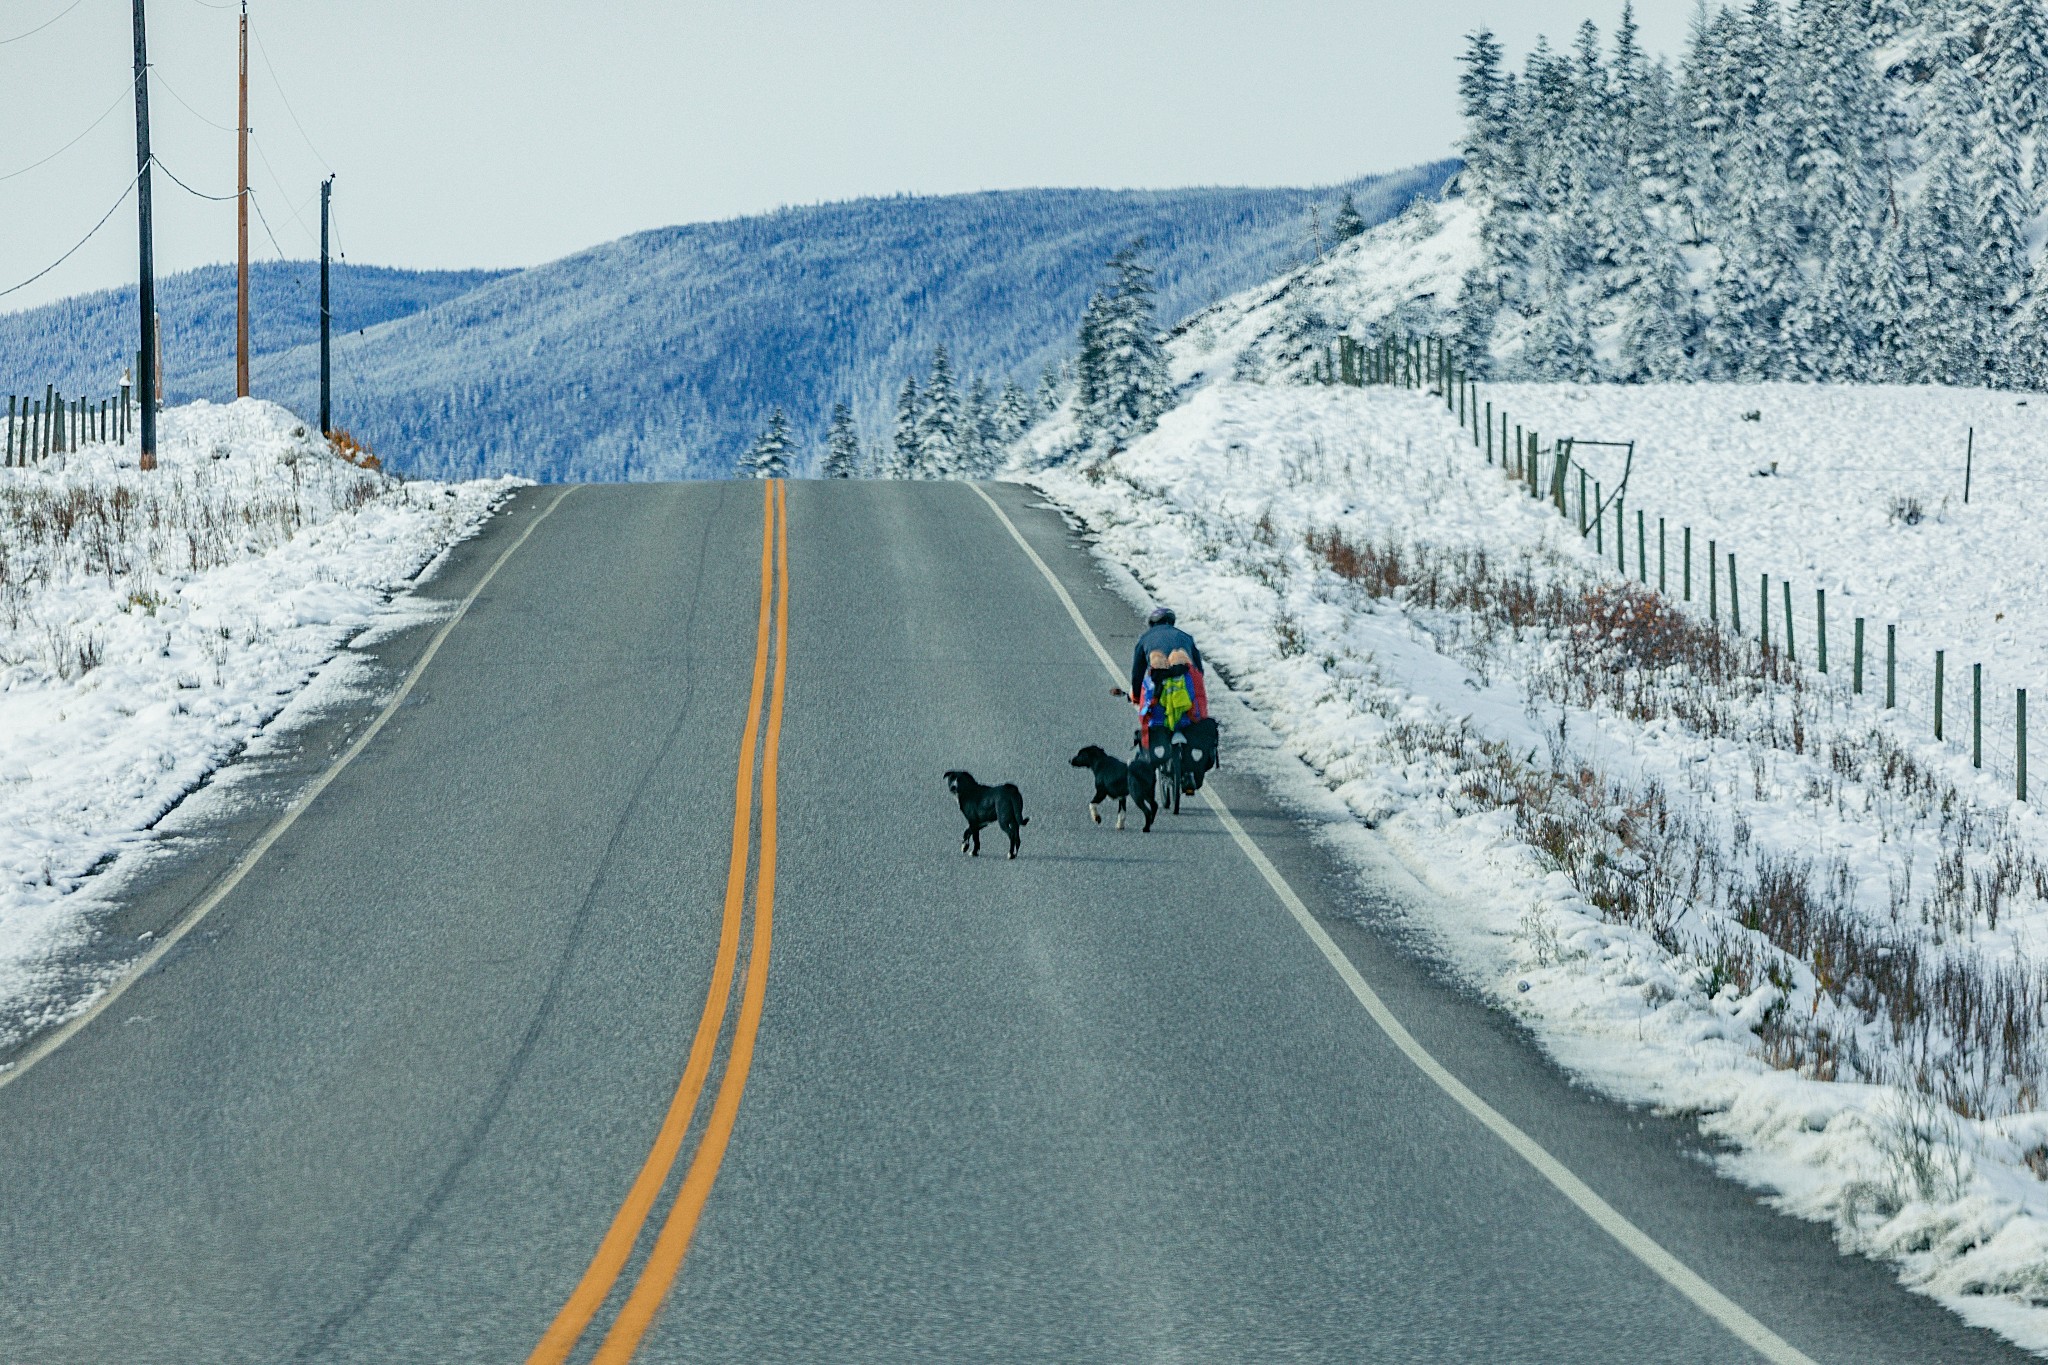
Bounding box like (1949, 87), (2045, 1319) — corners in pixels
(319, 176), (332, 435)
(133, 0), (158, 470)
(235, 0), (249, 398)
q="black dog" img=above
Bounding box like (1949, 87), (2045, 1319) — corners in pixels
(1069, 745), (1157, 832)
(943, 771), (1030, 858)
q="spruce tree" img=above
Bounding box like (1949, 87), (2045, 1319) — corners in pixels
(1035, 362), (1063, 416)
(821, 401), (861, 478)
(995, 380), (1031, 443)
(1073, 241), (1172, 446)
(958, 377), (992, 475)
(891, 377), (923, 479)
(1329, 193), (1367, 243)
(918, 345), (960, 476)
(1458, 27), (1509, 189)
(743, 409), (792, 479)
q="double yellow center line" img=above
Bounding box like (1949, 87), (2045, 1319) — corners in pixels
(529, 480), (789, 1364)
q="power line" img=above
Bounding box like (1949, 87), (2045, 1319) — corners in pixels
(247, 185), (295, 261)
(150, 66), (236, 132)
(250, 130), (318, 247)
(0, 0), (88, 45)
(0, 82), (129, 182)
(249, 27), (329, 171)
(153, 153), (238, 201)
(0, 169), (142, 300)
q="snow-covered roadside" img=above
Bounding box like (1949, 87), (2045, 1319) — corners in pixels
(1473, 380), (2048, 769)
(0, 399), (519, 1045)
(1033, 380), (2048, 1354)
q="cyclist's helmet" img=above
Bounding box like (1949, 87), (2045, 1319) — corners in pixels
(1147, 606), (1176, 626)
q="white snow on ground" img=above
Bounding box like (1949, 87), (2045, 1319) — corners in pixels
(0, 399), (517, 1042)
(1032, 376), (2048, 1354)
(1479, 379), (2048, 775)
(1165, 195), (1477, 391)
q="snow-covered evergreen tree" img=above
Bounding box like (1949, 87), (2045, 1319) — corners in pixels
(1446, 0), (2048, 390)
(890, 377), (922, 479)
(1073, 241), (1172, 446)
(1779, 0), (1890, 378)
(742, 409), (792, 479)
(995, 379), (1031, 444)
(821, 401), (861, 478)
(1037, 362), (1065, 416)
(961, 377), (1000, 475)
(918, 345), (960, 476)
(1329, 193), (1367, 243)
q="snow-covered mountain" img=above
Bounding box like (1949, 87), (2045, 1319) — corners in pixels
(0, 169), (1454, 482)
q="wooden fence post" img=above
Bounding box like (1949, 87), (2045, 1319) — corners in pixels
(1485, 403), (1493, 463)
(1761, 574), (1770, 651)
(1730, 554), (1741, 634)
(1816, 589), (1827, 673)
(1637, 509), (1647, 580)
(4, 395), (12, 468)
(1617, 498), (1627, 575)
(1595, 483), (1604, 553)
(1965, 426), (1974, 504)
(1658, 519), (1667, 593)
(1853, 618), (1864, 694)
(1683, 527), (1692, 600)
(2020, 690), (2029, 801)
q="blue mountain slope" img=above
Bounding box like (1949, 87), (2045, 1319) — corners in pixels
(0, 262), (514, 397)
(2, 165), (1454, 479)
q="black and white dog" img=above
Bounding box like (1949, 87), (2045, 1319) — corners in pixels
(943, 770), (1030, 858)
(1069, 745), (1157, 832)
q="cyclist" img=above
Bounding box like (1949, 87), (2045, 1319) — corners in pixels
(1124, 606), (1212, 795)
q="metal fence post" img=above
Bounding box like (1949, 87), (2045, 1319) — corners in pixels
(1974, 662), (1983, 769)
(1886, 625), (1896, 709)
(1935, 650), (1945, 741)
(1782, 579), (1794, 662)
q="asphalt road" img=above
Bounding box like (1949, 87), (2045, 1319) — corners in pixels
(0, 479), (2030, 1363)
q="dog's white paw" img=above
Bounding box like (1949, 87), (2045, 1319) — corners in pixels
(1115, 812), (1126, 830)
(1089, 803), (1101, 824)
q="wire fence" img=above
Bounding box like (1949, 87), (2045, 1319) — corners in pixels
(1328, 331), (2032, 802)
(3, 382), (136, 467)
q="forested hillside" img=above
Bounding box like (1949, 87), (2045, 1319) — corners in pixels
(3, 170), (1450, 481)
(0, 263), (513, 397)
(259, 173), (1451, 480)
(1454, 0), (2048, 385)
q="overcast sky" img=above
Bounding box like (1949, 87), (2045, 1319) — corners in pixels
(0, 0), (1696, 313)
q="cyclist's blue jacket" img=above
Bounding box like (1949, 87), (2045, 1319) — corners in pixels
(1130, 623), (1204, 697)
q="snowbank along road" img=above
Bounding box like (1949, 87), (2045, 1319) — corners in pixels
(0, 479), (2029, 1362)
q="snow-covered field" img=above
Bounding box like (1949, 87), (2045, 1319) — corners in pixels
(1481, 380), (2047, 776)
(1035, 379), (2048, 1350)
(0, 399), (515, 1045)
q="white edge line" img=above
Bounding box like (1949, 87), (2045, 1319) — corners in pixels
(0, 486), (578, 1094)
(968, 480), (1814, 1365)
